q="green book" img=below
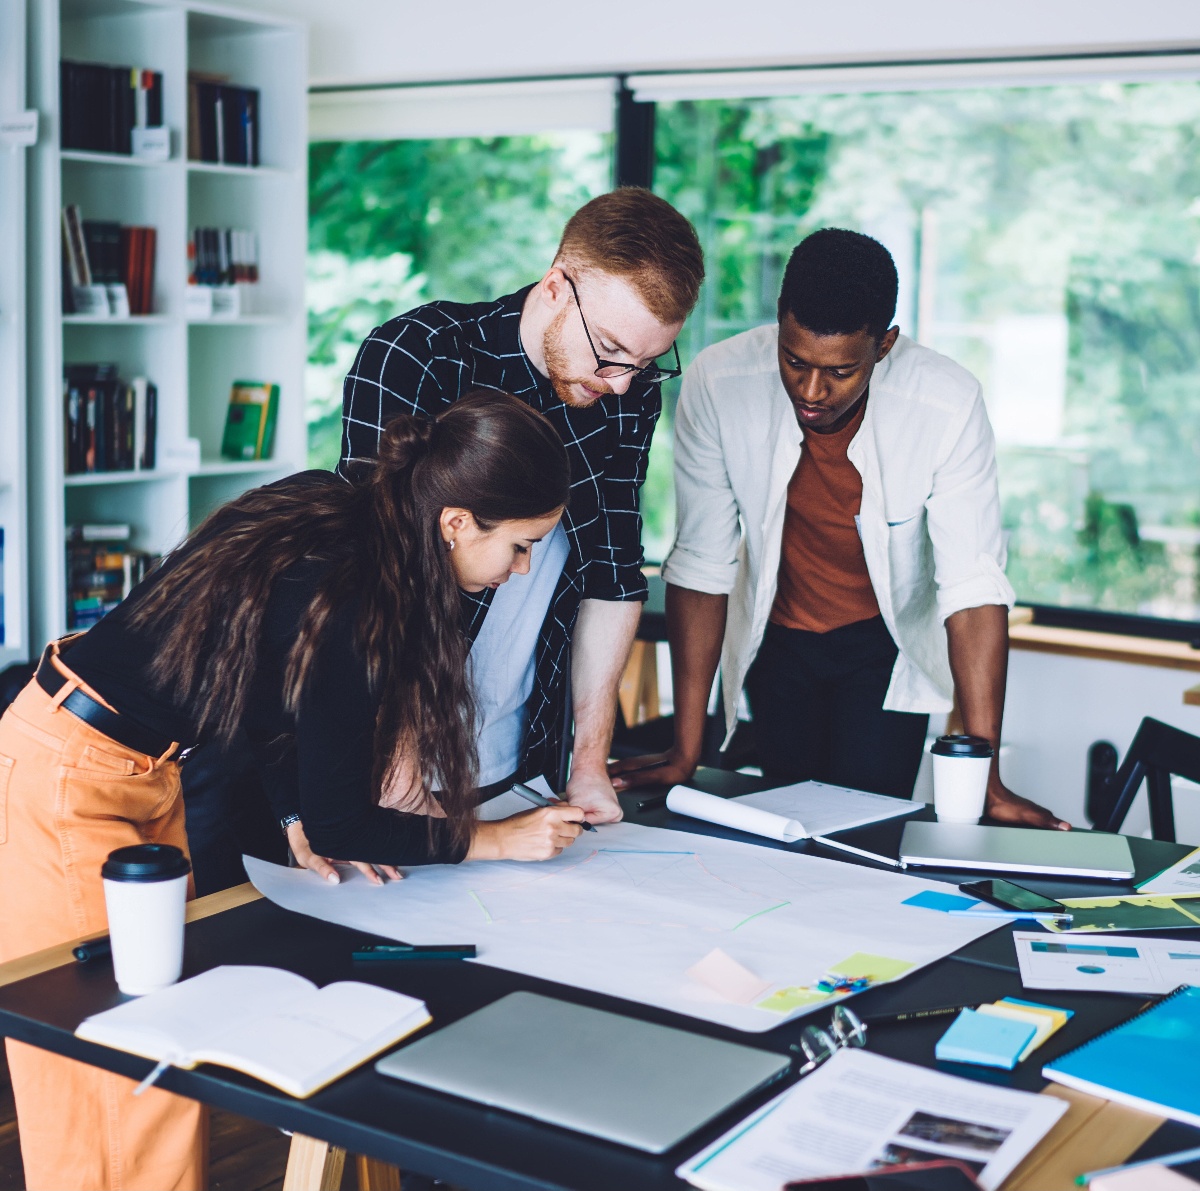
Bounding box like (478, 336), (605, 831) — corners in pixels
(220, 380), (279, 461)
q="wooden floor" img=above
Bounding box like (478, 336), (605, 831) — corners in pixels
(0, 1043), (291, 1190)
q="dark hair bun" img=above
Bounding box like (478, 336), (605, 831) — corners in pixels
(378, 414), (436, 471)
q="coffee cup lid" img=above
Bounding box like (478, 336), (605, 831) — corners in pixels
(930, 734), (994, 759)
(101, 844), (191, 883)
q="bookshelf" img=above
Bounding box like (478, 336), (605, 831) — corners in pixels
(0, 0), (31, 666)
(26, 0), (307, 648)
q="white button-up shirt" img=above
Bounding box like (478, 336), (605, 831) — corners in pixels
(661, 326), (1014, 747)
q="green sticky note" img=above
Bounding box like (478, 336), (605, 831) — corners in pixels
(829, 953), (915, 982)
(757, 986), (832, 1014)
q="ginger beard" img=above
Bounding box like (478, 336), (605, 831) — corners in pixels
(542, 304), (615, 409)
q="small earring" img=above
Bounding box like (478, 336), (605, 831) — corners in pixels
(447, 539), (455, 551)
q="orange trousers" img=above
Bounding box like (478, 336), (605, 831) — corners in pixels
(0, 648), (208, 1190)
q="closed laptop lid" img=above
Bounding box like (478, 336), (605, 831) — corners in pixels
(375, 991), (791, 1153)
(900, 822), (1134, 880)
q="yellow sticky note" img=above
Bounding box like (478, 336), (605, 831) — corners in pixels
(829, 953), (915, 983)
(756, 986), (832, 1014)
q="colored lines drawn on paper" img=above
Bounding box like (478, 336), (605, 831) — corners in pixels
(467, 847), (797, 932)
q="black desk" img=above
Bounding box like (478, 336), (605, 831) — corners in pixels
(0, 770), (1196, 1191)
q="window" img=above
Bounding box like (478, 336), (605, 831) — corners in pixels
(649, 77), (1200, 622)
(307, 132), (612, 470)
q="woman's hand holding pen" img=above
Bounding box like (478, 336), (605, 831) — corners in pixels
(286, 820), (403, 886)
(468, 806), (585, 862)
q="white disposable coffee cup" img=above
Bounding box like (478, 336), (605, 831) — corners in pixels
(101, 844), (191, 996)
(930, 735), (994, 825)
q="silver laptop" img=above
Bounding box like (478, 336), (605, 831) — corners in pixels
(900, 821), (1135, 880)
(375, 991), (791, 1153)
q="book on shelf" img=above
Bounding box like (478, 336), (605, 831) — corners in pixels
(221, 381), (279, 461)
(64, 364), (157, 475)
(187, 74), (259, 166)
(188, 227), (259, 287)
(66, 525), (158, 631)
(60, 61), (163, 156)
(62, 206), (156, 316)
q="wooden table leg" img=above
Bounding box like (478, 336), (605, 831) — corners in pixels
(356, 1154), (403, 1190)
(283, 1134), (347, 1191)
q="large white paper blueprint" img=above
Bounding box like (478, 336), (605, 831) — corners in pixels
(245, 823), (1000, 1032)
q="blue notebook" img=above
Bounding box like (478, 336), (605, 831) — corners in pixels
(1043, 984), (1200, 1127)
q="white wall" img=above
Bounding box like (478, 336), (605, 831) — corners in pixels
(231, 0), (1200, 89)
(1003, 653), (1200, 842)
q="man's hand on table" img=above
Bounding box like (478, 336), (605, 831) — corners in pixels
(564, 767), (624, 823)
(985, 780), (1071, 831)
(608, 748), (697, 792)
(285, 819), (403, 885)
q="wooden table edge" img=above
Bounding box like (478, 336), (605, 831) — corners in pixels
(0, 881), (262, 990)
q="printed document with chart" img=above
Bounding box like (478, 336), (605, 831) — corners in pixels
(246, 786), (1000, 1032)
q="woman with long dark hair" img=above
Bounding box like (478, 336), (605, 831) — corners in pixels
(0, 390), (581, 1191)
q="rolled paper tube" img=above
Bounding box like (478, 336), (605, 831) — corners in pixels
(664, 786), (806, 843)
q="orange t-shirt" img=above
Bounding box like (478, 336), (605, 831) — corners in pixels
(770, 400), (881, 633)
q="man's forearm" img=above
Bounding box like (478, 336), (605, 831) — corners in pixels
(569, 598), (642, 775)
(666, 584), (728, 765)
(944, 603), (1009, 785)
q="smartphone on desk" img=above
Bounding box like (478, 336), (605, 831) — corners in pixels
(959, 877), (1071, 918)
(784, 1159), (982, 1189)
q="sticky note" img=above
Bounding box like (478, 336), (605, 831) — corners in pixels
(756, 986), (832, 1014)
(828, 953), (915, 983)
(977, 1003), (1054, 1061)
(1001, 996), (1073, 1031)
(903, 890), (980, 913)
(686, 948), (772, 1004)
(936, 1008), (1036, 1069)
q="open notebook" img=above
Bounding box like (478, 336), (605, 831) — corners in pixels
(665, 781), (918, 844)
(76, 965), (431, 1098)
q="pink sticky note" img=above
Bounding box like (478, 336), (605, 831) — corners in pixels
(686, 948), (772, 1004)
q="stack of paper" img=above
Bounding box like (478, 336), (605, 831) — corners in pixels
(936, 997), (1072, 1068)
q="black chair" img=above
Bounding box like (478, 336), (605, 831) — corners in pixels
(1094, 717), (1200, 841)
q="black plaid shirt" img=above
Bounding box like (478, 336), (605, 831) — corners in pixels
(339, 285), (658, 781)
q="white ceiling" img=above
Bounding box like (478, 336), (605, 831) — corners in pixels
(234, 0), (1200, 88)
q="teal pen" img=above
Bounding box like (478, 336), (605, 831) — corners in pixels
(1077, 1144), (1200, 1185)
(511, 782), (596, 830)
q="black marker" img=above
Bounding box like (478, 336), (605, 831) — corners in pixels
(73, 936), (113, 963)
(352, 943), (476, 962)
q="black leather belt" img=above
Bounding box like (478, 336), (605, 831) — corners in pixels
(36, 650), (185, 761)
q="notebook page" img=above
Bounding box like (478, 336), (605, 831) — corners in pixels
(195, 980), (430, 1096)
(739, 781), (918, 838)
(76, 965), (316, 1061)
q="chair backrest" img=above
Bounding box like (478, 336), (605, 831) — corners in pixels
(1096, 717), (1200, 841)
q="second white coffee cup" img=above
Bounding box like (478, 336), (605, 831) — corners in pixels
(102, 843), (191, 996)
(930, 734), (994, 824)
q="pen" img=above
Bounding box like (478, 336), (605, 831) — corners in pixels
(1076, 1143), (1200, 1185)
(73, 936), (112, 963)
(810, 834), (902, 868)
(512, 782), (596, 831)
(352, 943), (477, 961)
(865, 1004), (980, 1027)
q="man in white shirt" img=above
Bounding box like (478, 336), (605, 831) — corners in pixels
(613, 229), (1066, 829)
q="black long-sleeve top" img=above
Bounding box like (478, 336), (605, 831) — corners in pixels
(65, 473), (468, 867)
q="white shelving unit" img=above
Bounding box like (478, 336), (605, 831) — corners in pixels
(26, 0), (307, 648)
(0, 0), (31, 666)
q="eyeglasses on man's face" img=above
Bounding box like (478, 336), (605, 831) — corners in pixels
(563, 274), (682, 385)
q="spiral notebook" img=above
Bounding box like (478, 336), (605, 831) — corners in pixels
(1042, 984), (1200, 1127)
